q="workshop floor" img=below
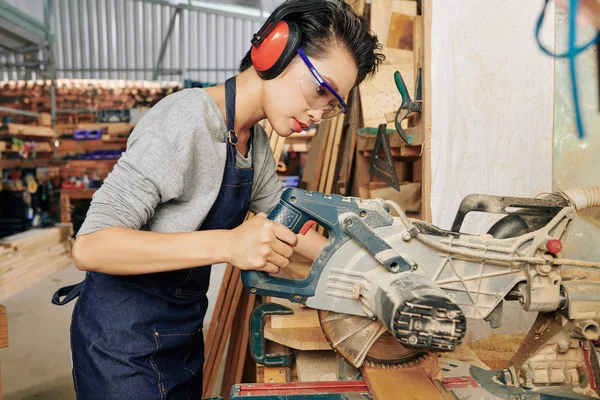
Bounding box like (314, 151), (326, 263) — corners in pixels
(2, 263), (226, 399)
(2, 265), (82, 400)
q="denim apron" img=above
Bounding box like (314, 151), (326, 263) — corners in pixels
(52, 76), (254, 400)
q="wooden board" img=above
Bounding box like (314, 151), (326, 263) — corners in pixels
(203, 268), (243, 398)
(370, 0), (418, 48)
(220, 289), (256, 400)
(0, 226), (73, 301)
(365, 181), (421, 213)
(336, 88), (360, 195)
(387, 13), (415, 50)
(77, 122), (135, 135)
(346, 0), (365, 15)
(264, 298), (331, 351)
(0, 305), (7, 349)
(301, 120), (331, 191)
(323, 114), (346, 194)
(8, 124), (54, 138)
(40, 112), (52, 126)
(317, 117), (340, 193)
(421, 1), (432, 223)
(359, 48), (414, 128)
(361, 355), (443, 400)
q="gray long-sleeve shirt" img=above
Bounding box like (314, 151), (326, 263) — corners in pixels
(77, 88), (283, 236)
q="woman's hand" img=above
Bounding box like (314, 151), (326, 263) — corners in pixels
(226, 213), (298, 274)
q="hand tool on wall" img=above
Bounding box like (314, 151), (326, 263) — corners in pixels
(394, 69), (422, 144)
(368, 123), (400, 191)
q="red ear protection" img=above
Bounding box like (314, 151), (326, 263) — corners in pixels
(251, 20), (302, 80)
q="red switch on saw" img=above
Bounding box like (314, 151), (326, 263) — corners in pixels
(300, 220), (318, 235)
(546, 239), (563, 255)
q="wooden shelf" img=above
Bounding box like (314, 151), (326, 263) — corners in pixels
(59, 188), (97, 199)
(0, 159), (53, 169)
(62, 159), (118, 166)
(7, 124), (54, 138)
(56, 139), (125, 154)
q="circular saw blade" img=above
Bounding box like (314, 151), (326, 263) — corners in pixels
(318, 310), (427, 368)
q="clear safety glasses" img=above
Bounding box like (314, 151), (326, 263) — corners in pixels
(297, 48), (348, 119)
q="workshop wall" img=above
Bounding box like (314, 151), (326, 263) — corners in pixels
(429, 0), (556, 341)
(553, 9), (600, 192)
(429, 0), (555, 234)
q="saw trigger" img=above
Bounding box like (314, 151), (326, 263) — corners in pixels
(299, 220), (318, 235)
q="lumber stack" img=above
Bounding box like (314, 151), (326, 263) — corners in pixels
(0, 223), (74, 301)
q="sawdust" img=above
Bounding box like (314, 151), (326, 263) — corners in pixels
(441, 345), (490, 370)
(295, 351), (338, 382)
(466, 333), (526, 369)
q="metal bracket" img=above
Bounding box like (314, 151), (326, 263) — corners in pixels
(341, 213), (414, 273)
(369, 123), (400, 191)
(250, 303), (294, 367)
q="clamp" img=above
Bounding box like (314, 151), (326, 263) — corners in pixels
(394, 69), (422, 144)
(249, 302), (294, 367)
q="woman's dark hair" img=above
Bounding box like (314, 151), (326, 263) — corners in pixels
(239, 0), (385, 85)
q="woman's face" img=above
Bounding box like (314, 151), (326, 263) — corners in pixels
(262, 44), (358, 137)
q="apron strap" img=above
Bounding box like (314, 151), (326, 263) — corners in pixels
(52, 281), (84, 306)
(225, 76), (238, 146)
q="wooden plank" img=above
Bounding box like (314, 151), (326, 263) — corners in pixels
(301, 119), (331, 191)
(387, 13), (415, 50)
(336, 88), (360, 195)
(203, 269), (243, 398)
(7, 124), (54, 138)
(0, 305), (7, 349)
(421, 0), (432, 223)
(203, 266), (238, 378)
(220, 289), (255, 400)
(204, 265), (234, 364)
(366, 182), (421, 212)
(0, 253), (72, 301)
(317, 117), (339, 193)
(361, 355), (443, 400)
(370, 1), (417, 48)
(346, 0), (365, 15)
(359, 48), (414, 128)
(323, 114), (345, 194)
(262, 342), (290, 383)
(40, 112), (52, 126)
(77, 122), (135, 135)
(264, 298), (332, 351)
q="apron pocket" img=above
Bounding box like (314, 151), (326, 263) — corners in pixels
(152, 327), (204, 400)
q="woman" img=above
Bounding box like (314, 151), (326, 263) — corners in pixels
(52, 0), (384, 398)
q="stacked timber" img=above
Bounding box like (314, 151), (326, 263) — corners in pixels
(0, 223), (74, 301)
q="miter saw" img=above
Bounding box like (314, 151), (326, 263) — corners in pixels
(241, 186), (600, 398)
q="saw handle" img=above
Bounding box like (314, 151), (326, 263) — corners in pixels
(241, 188), (361, 301)
(267, 194), (317, 235)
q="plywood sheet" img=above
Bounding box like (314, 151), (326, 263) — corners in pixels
(359, 48), (414, 128)
(371, 0), (417, 47)
(387, 13), (414, 50)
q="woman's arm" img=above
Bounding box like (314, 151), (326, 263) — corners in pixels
(293, 228), (328, 261)
(73, 214), (298, 275)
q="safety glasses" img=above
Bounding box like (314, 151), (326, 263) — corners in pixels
(297, 48), (348, 119)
